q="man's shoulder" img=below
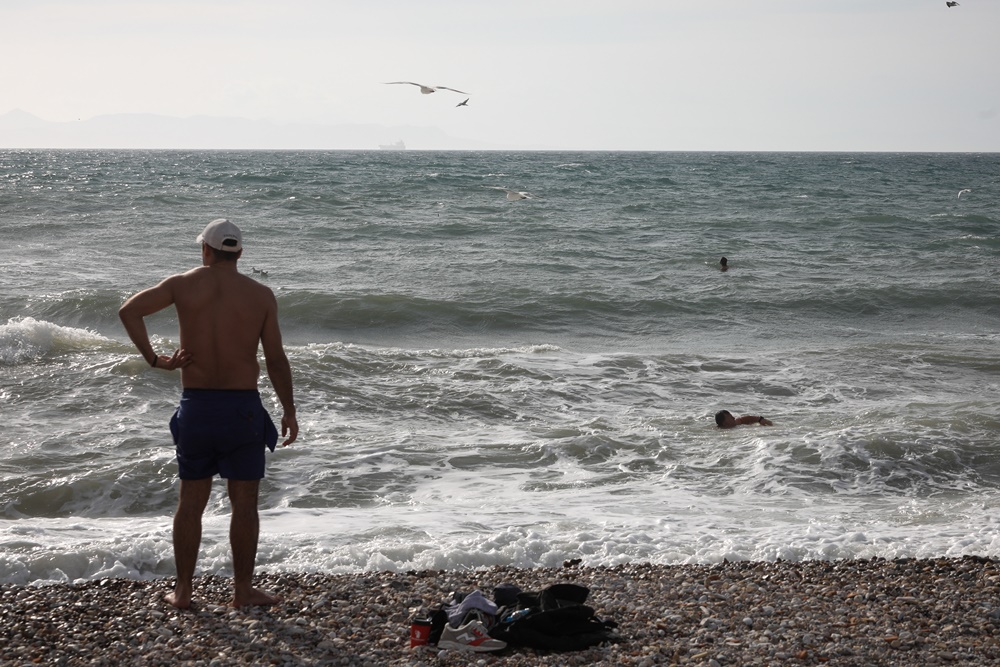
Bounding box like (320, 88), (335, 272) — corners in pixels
(242, 273), (276, 295)
(155, 268), (200, 290)
(234, 272), (279, 308)
(175, 266), (210, 280)
(172, 267), (274, 300)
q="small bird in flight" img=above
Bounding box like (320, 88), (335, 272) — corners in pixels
(490, 187), (532, 201)
(456, 98), (470, 107)
(946, 1), (959, 6)
(957, 188), (972, 199)
(384, 81), (468, 95)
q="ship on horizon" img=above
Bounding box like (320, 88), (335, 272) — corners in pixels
(379, 140), (406, 150)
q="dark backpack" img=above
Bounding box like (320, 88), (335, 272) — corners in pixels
(488, 583), (618, 651)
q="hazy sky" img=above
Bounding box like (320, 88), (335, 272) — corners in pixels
(4, 0), (999, 151)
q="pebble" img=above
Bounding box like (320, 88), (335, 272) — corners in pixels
(2, 557), (1000, 665)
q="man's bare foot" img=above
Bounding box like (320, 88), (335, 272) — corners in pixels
(165, 590), (192, 609)
(231, 586), (281, 608)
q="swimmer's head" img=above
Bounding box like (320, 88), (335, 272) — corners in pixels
(715, 410), (733, 427)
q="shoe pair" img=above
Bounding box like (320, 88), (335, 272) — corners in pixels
(437, 616), (506, 652)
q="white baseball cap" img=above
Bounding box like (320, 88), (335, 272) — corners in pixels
(196, 218), (243, 252)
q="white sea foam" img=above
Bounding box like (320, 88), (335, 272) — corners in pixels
(0, 317), (113, 365)
(5, 496), (1000, 585)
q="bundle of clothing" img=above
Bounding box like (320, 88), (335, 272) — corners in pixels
(423, 582), (619, 653)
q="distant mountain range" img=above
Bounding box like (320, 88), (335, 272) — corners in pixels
(0, 109), (497, 150)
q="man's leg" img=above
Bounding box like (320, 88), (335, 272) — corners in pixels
(165, 477), (213, 609)
(227, 478), (281, 607)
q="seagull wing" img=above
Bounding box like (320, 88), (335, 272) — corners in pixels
(385, 81), (439, 94)
(435, 86), (469, 95)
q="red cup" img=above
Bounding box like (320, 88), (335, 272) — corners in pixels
(410, 619), (431, 647)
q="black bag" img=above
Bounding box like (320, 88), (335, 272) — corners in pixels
(427, 606), (449, 645)
(489, 583), (618, 651)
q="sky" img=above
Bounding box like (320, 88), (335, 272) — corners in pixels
(2, 0), (999, 151)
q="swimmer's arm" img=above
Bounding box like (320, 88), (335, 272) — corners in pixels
(735, 415), (772, 426)
(119, 277), (191, 369)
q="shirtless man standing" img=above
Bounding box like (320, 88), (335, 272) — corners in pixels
(119, 218), (298, 609)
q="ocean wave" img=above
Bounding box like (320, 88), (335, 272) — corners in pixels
(0, 317), (117, 365)
(7, 278), (991, 351)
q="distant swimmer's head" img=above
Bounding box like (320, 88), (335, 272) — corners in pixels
(197, 218), (243, 261)
(720, 256), (729, 271)
(715, 410), (734, 428)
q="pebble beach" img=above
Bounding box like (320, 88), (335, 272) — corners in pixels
(3, 557), (1000, 666)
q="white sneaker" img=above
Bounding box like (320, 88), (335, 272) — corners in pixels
(437, 619), (507, 652)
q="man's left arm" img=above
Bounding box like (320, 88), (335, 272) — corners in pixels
(119, 277), (191, 370)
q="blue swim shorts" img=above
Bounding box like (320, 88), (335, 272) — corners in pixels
(169, 389), (279, 481)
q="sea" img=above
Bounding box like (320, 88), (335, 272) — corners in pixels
(2, 149), (1000, 587)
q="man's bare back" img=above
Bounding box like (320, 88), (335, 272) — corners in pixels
(169, 264), (277, 390)
(119, 246), (291, 399)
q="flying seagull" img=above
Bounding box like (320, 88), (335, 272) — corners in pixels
(456, 98), (470, 107)
(490, 187), (532, 201)
(946, 1), (959, 6)
(384, 81), (469, 95)
(958, 188), (972, 199)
